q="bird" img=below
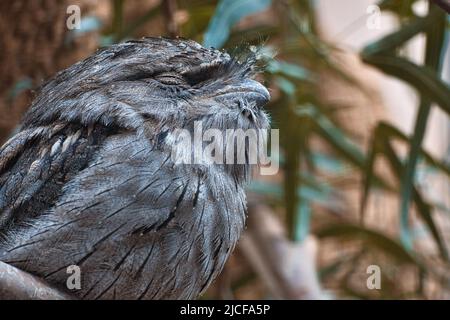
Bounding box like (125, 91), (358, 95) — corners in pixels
(0, 37), (270, 299)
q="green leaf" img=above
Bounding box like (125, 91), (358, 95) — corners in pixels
(283, 101), (305, 241)
(8, 78), (33, 100)
(247, 179), (331, 205)
(397, 6), (447, 253)
(313, 110), (366, 168)
(267, 60), (312, 81)
(112, 0), (124, 37)
(376, 121), (450, 178)
(399, 100), (431, 251)
(316, 223), (424, 268)
(294, 197), (311, 242)
(361, 53), (450, 115)
(377, 0), (417, 18)
(311, 152), (346, 174)
(360, 119), (449, 261)
(359, 131), (381, 222)
(382, 140), (449, 261)
(360, 119), (450, 222)
(319, 253), (357, 281)
(203, 0), (272, 48)
(247, 180), (283, 198)
(65, 16), (103, 45)
(71, 16), (103, 36)
(362, 13), (432, 56)
(274, 76), (296, 96)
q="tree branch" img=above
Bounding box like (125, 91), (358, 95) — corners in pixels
(0, 261), (73, 300)
(431, 0), (450, 13)
(238, 203), (326, 299)
(162, 0), (179, 37)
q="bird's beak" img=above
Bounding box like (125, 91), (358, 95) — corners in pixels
(217, 79), (270, 109)
(238, 79), (270, 109)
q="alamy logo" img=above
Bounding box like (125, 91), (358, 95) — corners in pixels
(170, 121), (279, 175)
(66, 265), (81, 290)
(66, 5), (81, 30)
(366, 265), (381, 290)
(366, 5), (381, 30)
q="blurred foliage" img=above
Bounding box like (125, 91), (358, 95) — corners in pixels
(203, 0), (272, 48)
(67, 0), (450, 299)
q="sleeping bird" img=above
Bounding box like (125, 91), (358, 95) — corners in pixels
(0, 37), (270, 299)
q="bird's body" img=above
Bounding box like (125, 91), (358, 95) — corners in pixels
(0, 38), (269, 299)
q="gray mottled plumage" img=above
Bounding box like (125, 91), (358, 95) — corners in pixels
(0, 37), (270, 299)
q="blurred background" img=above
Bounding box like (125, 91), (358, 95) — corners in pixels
(0, 0), (449, 299)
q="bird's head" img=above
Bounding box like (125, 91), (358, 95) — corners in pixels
(25, 37), (270, 133)
(23, 38), (272, 179)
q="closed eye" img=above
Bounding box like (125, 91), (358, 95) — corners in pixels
(154, 72), (188, 86)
